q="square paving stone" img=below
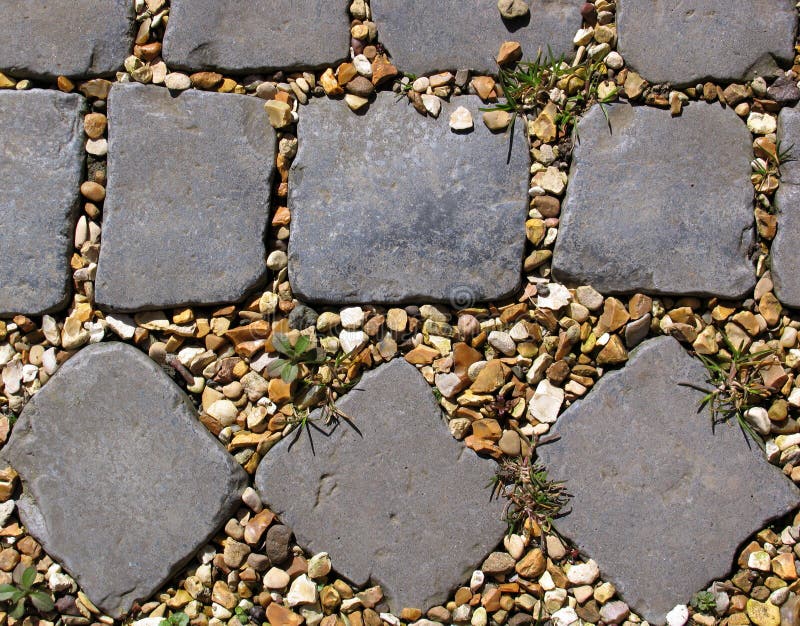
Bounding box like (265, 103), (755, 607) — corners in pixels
(255, 358), (507, 612)
(0, 0), (133, 79)
(772, 105), (800, 307)
(288, 93), (529, 305)
(163, 0), (350, 74)
(0, 90), (84, 317)
(2, 342), (248, 618)
(618, 0), (797, 87)
(370, 0), (581, 76)
(95, 84), (275, 312)
(552, 102), (756, 299)
(537, 336), (800, 624)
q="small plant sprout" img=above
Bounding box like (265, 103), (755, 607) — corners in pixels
(160, 612), (190, 626)
(0, 566), (55, 619)
(684, 333), (777, 448)
(267, 333), (326, 383)
(690, 590), (717, 613)
(490, 452), (571, 541)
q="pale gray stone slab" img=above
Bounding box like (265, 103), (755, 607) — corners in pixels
(2, 342), (248, 618)
(288, 93), (529, 305)
(617, 0), (797, 86)
(0, 0), (134, 79)
(772, 105), (800, 308)
(371, 0), (581, 75)
(255, 358), (506, 612)
(0, 90), (84, 317)
(163, 0), (350, 74)
(537, 336), (799, 624)
(95, 84), (275, 312)
(552, 102), (755, 298)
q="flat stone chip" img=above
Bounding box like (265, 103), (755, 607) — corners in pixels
(2, 342), (248, 617)
(0, 0), (133, 79)
(773, 105), (800, 307)
(0, 90), (84, 316)
(163, 0), (349, 73)
(618, 0), (797, 86)
(537, 336), (800, 623)
(370, 0), (580, 75)
(95, 84), (275, 312)
(552, 102), (755, 298)
(255, 358), (506, 612)
(288, 93), (528, 305)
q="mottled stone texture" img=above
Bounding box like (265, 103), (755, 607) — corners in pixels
(95, 84), (275, 312)
(0, 0), (133, 79)
(163, 0), (350, 73)
(0, 90), (84, 317)
(552, 102), (755, 298)
(2, 343), (248, 618)
(255, 359), (506, 612)
(288, 94), (529, 305)
(537, 337), (799, 624)
(773, 105), (800, 308)
(371, 0), (581, 75)
(618, 0), (797, 86)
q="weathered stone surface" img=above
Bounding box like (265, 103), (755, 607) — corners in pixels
(163, 0), (349, 73)
(537, 336), (799, 624)
(772, 106), (800, 308)
(618, 0), (797, 86)
(552, 103), (755, 298)
(0, 0), (133, 79)
(255, 358), (506, 611)
(0, 90), (84, 316)
(2, 342), (248, 617)
(371, 0), (580, 75)
(96, 84), (275, 311)
(289, 93), (528, 305)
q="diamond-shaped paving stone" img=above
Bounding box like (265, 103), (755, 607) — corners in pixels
(772, 105), (800, 307)
(163, 0), (349, 73)
(0, 90), (84, 316)
(95, 84), (275, 312)
(255, 358), (506, 612)
(288, 93), (528, 305)
(537, 336), (799, 623)
(370, 0), (580, 75)
(1, 342), (248, 617)
(618, 0), (797, 86)
(552, 102), (755, 298)
(0, 0), (133, 79)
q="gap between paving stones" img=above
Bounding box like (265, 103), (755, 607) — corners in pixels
(4, 1), (800, 624)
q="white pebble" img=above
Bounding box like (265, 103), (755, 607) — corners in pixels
(665, 604), (689, 626)
(566, 559), (600, 585)
(340, 306), (365, 329)
(449, 106), (474, 131)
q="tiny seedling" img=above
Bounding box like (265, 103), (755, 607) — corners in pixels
(160, 613), (190, 626)
(267, 333), (326, 383)
(684, 333), (776, 448)
(0, 566), (54, 619)
(690, 590), (717, 613)
(490, 452), (571, 539)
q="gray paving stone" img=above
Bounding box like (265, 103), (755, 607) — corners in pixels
(618, 0), (797, 87)
(163, 0), (350, 74)
(288, 93), (528, 305)
(0, 90), (84, 317)
(255, 358), (506, 612)
(0, 0), (133, 79)
(552, 102), (755, 299)
(95, 84), (275, 312)
(773, 105), (800, 308)
(371, 0), (581, 76)
(2, 342), (248, 618)
(537, 336), (799, 624)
